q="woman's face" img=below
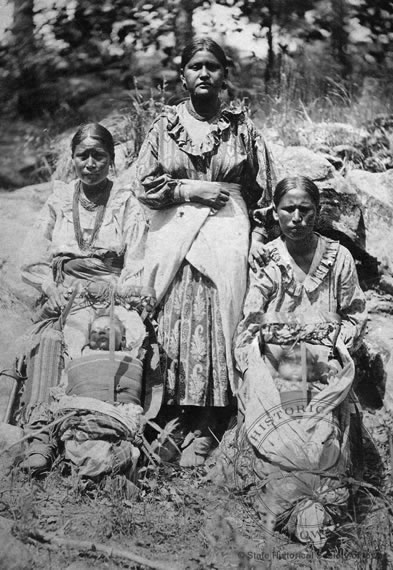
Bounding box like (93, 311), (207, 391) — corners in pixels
(182, 49), (226, 100)
(73, 136), (111, 188)
(274, 187), (318, 242)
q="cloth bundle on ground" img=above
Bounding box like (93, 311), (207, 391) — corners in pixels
(53, 397), (142, 479)
(236, 322), (355, 549)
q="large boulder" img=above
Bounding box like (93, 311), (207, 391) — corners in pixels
(346, 169), (393, 270)
(361, 309), (393, 414)
(0, 182), (53, 303)
(0, 515), (33, 570)
(272, 143), (335, 181)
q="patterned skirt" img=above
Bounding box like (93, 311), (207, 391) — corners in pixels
(157, 261), (229, 407)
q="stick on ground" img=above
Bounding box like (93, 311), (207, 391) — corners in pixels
(28, 528), (180, 570)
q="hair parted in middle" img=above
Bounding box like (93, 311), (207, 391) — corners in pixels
(273, 176), (320, 209)
(71, 123), (115, 165)
(181, 37), (228, 72)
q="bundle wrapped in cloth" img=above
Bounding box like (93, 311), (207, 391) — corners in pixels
(51, 301), (159, 480)
(238, 311), (355, 548)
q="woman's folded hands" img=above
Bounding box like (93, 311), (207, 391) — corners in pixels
(179, 180), (240, 209)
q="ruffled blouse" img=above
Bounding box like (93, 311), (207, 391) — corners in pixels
(135, 100), (276, 229)
(21, 180), (147, 294)
(234, 234), (367, 372)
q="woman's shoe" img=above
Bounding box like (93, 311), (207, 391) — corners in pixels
(179, 433), (213, 467)
(19, 452), (49, 475)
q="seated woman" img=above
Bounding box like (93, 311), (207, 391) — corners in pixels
(233, 176), (368, 547)
(16, 123), (155, 477)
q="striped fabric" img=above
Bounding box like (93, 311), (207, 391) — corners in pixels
(23, 326), (64, 407)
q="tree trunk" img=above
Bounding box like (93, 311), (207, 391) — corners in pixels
(264, 0), (275, 94)
(331, 0), (351, 77)
(12, 0), (42, 117)
(175, 0), (194, 54)
(12, 0), (34, 53)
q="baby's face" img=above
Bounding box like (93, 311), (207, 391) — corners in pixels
(89, 316), (123, 350)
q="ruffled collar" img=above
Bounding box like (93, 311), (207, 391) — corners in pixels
(266, 233), (340, 296)
(165, 100), (246, 157)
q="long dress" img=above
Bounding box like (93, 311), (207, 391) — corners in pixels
(231, 233), (368, 546)
(136, 101), (275, 407)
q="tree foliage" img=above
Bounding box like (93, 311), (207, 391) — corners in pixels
(1, 0), (393, 117)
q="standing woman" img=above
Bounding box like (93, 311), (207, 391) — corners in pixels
(136, 38), (275, 466)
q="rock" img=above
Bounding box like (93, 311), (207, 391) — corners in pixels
(0, 170), (27, 191)
(0, 182), (53, 302)
(297, 122), (368, 151)
(58, 75), (111, 108)
(317, 176), (365, 248)
(315, 173), (379, 282)
(346, 169), (393, 269)
(17, 83), (61, 119)
(0, 515), (33, 570)
(0, 423), (24, 474)
(360, 313), (393, 414)
(380, 275), (393, 296)
(79, 89), (130, 121)
(271, 144), (334, 181)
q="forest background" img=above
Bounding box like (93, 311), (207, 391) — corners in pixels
(1, 0), (393, 189)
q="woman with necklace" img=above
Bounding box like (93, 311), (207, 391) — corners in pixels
(136, 38), (276, 466)
(18, 123), (150, 473)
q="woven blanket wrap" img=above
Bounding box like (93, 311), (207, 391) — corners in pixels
(56, 401), (142, 478)
(19, 324), (64, 423)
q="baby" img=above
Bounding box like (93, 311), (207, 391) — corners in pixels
(87, 312), (126, 352)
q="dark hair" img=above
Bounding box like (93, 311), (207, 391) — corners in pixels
(273, 176), (320, 209)
(181, 37), (228, 71)
(71, 123), (115, 165)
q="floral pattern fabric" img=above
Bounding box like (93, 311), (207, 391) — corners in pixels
(235, 233), (368, 374)
(157, 262), (228, 407)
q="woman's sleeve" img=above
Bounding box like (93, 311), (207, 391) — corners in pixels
(20, 194), (57, 294)
(118, 196), (148, 287)
(336, 247), (368, 353)
(136, 116), (184, 210)
(248, 123), (277, 238)
(234, 266), (276, 373)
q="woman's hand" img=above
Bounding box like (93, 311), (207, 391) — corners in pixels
(249, 233), (270, 271)
(44, 283), (68, 312)
(184, 180), (240, 209)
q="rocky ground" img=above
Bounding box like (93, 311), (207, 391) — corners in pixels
(1, 96), (393, 569)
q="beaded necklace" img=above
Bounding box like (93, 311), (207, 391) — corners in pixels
(72, 179), (112, 252)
